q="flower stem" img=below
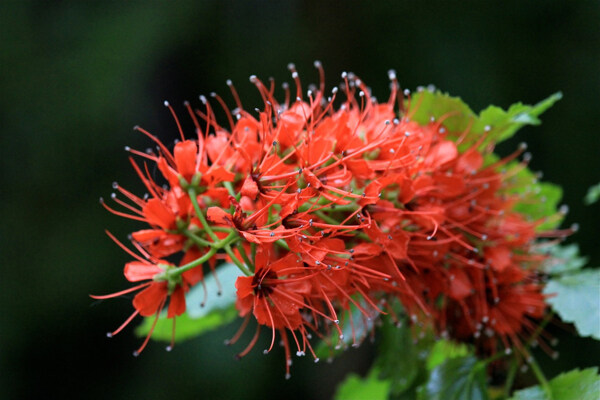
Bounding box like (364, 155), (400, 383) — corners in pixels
(157, 232), (239, 281)
(503, 357), (518, 398)
(223, 181), (239, 200)
(236, 241), (255, 272)
(528, 356), (552, 399)
(188, 187), (219, 242)
(224, 244), (252, 276)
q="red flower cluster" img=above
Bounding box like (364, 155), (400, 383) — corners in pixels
(94, 63), (570, 374)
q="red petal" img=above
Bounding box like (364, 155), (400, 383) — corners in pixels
(241, 176), (259, 200)
(143, 198), (176, 230)
(181, 247), (204, 286)
(448, 269), (472, 300)
(133, 282), (168, 316)
(167, 286), (186, 318)
(235, 276), (254, 299)
(174, 140), (197, 182)
(456, 148), (483, 174)
(124, 261), (163, 282)
(485, 246), (512, 272)
(157, 157), (179, 188)
(352, 242), (383, 257)
(425, 140), (457, 168)
(206, 206), (231, 225)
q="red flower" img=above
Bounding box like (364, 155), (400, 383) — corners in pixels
(96, 63), (569, 372)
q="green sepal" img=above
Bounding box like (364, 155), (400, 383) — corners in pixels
(510, 367), (600, 400)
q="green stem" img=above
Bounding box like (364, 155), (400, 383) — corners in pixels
(223, 181), (239, 200)
(503, 357), (518, 398)
(188, 187), (219, 242)
(211, 226), (233, 233)
(224, 244), (252, 276)
(183, 230), (213, 248)
(158, 247), (217, 281)
(156, 232), (239, 281)
(528, 356), (552, 399)
(314, 210), (342, 225)
(236, 241), (255, 272)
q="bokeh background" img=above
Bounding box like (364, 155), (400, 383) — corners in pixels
(1, 1), (599, 399)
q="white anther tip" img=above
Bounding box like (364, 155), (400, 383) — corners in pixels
(163, 100), (170, 107)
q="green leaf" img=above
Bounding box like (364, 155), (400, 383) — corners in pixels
(135, 306), (238, 342)
(185, 262), (241, 318)
(473, 92), (562, 144)
(426, 340), (469, 371)
(334, 367), (391, 400)
(408, 90), (561, 146)
(315, 298), (377, 360)
(417, 355), (489, 400)
(408, 88), (476, 133)
(541, 244), (588, 275)
(544, 269), (600, 340)
(510, 367), (600, 400)
(503, 162), (563, 231)
(136, 262), (242, 342)
(584, 183), (600, 205)
(376, 318), (433, 398)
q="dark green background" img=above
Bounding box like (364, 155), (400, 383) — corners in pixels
(1, 1), (598, 399)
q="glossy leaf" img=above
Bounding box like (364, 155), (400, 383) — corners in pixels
(544, 269), (600, 340)
(416, 355), (489, 400)
(377, 318), (433, 398)
(510, 367), (600, 400)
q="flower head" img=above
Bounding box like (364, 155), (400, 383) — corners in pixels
(94, 63), (569, 372)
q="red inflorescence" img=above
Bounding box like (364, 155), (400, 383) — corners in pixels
(93, 62), (571, 376)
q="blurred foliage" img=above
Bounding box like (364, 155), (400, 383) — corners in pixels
(1, 1), (599, 399)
